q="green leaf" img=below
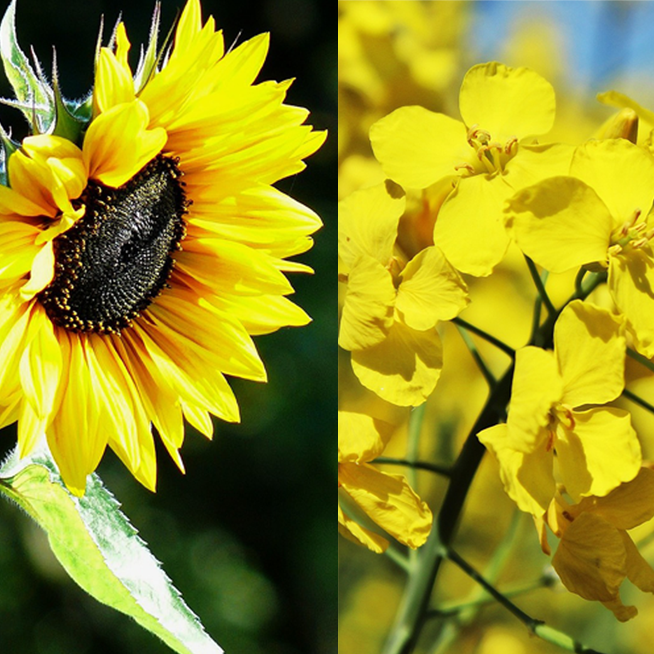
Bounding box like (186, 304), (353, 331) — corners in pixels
(0, 0), (54, 132)
(0, 443), (223, 654)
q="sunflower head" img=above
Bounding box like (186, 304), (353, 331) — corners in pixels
(0, 0), (326, 496)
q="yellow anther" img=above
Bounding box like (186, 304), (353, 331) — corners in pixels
(504, 136), (518, 155)
(454, 162), (475, 174)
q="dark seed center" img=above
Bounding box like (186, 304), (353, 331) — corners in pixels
(38, 155), (187, 333)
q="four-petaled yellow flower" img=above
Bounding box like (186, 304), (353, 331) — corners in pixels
(537, 467), (654, 621)
(338, 411), (432, 553)
(507, 138), (654, 357)
(370, 62), (572, 276)
(478, 301), (641, 517)
(338, 182), (469, 406)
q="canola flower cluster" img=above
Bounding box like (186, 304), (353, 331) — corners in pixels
(338, 58), (654, 622)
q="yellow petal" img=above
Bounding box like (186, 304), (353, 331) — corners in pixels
(396, 246), (469, 330)
(434, 173), (513, 276)
(505, 346), (562, 453)
(369, 105), (470, 189)
(555, 300), (625, 407)
(84, 100), (166, 187)
(583, 467), (654, 530)
(609, 250), (654, 357)
(507, 176), (612, 273)
(504, 143), (574, 189)
(459, 62), (555, 141)
(477, 423), (554, 516)
(556, 408), (641, 501)
(338, 504), (388, 554)
(552, 512), (626, 602)
(339, 462), (432, 549)
(338, 181), (405, 268)
(338, 411), (394, 463)
(351, 321), (442, 407)
(571, 139), (654, 228)
(20, 241), (55, 299)
(339, 255), (396, 351)
(622, 531), (654, 593)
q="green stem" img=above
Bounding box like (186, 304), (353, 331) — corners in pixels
(622, 388), (654, 414)
(406, 405), (425, 491)
(525, 256), (555, 316)
(574, 267), (586, 298)
(447, 548), (607, 654)
(374, 457), (451, 477)
(456, 324), (496, 388)
(627, 347), (654, 374)
(451, 317), (515, 358)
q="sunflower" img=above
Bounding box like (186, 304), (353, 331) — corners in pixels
(0, 0), (325, 496)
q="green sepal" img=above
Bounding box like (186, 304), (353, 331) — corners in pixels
(50, 52), (86, 144)
(0, 0), (54, 133)
(0, 443), (223, 654)
(134, 2), (161, 94)
(0, 122), (18, 186)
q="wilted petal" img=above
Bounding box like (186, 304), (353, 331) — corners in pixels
(553, 512), (626, 602)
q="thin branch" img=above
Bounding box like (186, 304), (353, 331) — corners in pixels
(627, 347), (654, 375)
(525, 256), (556, 316)
(622, 388), (654, 415)
(456, 324), (496, 388)
(451, 317), (515, 358)
(375, 457), (451, 477)
(447, 548), (607, 654)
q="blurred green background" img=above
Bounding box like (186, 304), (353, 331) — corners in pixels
(0, 0), (335, 652)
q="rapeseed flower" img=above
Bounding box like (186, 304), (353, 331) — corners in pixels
(538, 467), (654, 621)
(370, 62), (571, 276)
(478, 301), (640, 516)
(339, 182), (468, 406)
(507, 139), (654, 356)
(0, 0), (324, 495)
(338, 411), (432, 552)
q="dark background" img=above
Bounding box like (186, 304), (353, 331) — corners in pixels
(0, 0), (335, 653)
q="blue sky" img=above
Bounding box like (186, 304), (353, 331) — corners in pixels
(468, 1), (654, 102)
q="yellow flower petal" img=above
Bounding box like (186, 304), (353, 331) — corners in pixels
(556, 408), (641, 501)
(351, 321), (442, 407)
(583, 467), (654, 531)
(83, 100), (166, 187)
(338, 504), (389, 554)
(370, 105), (470, 189)
(338, 411), (394, 463)
(507, 176), (612, 273)
(622, 531), (654, 593)
(339, 462), (432, 549)
(396, 246), (469, 330)
(477, 423), (554, 516)
(434, 173), (513, 276)
(338, 182), (405, 269)
(506, 346), (562, 453)
(609, 250), (654, 357)
(459, 62), (555, 141)
(339, 255), (395, 352)
(20, 241), (55, 299)
(555, 300), (626, 407)
(504, 143), (574, 189)
(553, 512), (626, 602)
(571, 139), (654, 228)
